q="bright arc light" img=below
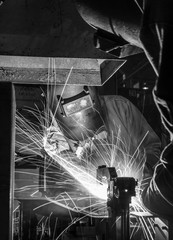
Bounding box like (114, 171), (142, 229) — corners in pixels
(44, 139), (108, 201)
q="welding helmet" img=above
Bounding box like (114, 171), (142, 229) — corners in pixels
(49, 85), (104, 142)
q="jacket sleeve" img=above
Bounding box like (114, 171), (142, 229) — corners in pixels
(142, 142), (173, 219)
(139, 1), (173, 218)
(125, 97), (161, 169)
(103, 95), (161, 169)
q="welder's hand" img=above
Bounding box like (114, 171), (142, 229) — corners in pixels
(43, 126), (70, 154)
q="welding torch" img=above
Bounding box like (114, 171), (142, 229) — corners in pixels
(97, 165), (138, 240)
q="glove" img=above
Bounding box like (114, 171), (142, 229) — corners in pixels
(44, 126), (70, 154)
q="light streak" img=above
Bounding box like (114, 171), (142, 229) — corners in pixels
(15, 100), (161, 238)
(14, 66), (168, 239)
(43, 145), (108, 201)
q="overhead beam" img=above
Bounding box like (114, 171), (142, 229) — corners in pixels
(0, 55), (126, 85)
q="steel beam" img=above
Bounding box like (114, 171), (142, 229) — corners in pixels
(0, 55), (126, 85)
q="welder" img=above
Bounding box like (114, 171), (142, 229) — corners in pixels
(48, 84), (161, 189)
(71, 0), (173, 220)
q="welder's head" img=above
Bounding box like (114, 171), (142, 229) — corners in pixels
(49, 85), (104, 142)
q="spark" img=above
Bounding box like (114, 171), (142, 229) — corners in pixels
(131, 198), (156, 240)
(14, 66), (167, 239)
(31, 190), (40, 197)
(15, 101), (160, 238)
(43, 146), (108, 201)
(13, 205), (20, 213)
(16, 91), (142, 201)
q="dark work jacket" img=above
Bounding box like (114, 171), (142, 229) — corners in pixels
(139, 0), (173, 220)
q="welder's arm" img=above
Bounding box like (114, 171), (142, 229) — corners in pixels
(117, 97), (173, 219)
(140, 0), (173, 137)
(114, 96), (161, 168)
(142, 142), (173, 219)
(138, 1), (173, 218)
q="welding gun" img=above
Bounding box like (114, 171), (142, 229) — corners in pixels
(97, 165), (138, 240)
